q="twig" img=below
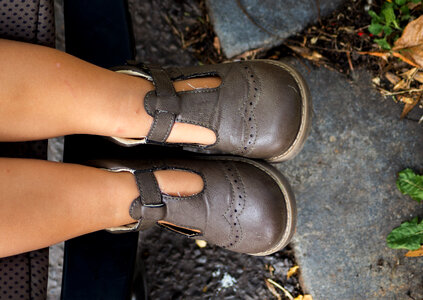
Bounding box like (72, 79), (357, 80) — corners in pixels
(355, 25), (370, 31)
(315, 0), (321, 25)
(265, 279), (282, 300)
(163, 14), (186, 48)
(346, 51), (354, 72)
(392, 52), (421, 68)
(266, 279), (294, 300)
(380, 88), (423, 96)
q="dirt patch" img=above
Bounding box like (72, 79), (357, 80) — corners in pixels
(138, 227), (302, 300)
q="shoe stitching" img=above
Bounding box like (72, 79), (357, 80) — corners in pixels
(236, 65), (250, 155)
(220, 163), (236, 249)
(199, 156), (295, 255)
(129, 199), (139, 219)
(221, 162), (245, 249)
(243, 63), (260, 155)
(231, 163), (246, 247)
(146, 111), (159, 141)
(161, 112), (175, 143)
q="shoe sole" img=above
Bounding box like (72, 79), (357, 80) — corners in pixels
(110, 60), (312, 164)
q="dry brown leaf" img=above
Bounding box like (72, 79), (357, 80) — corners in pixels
(339, 26), (355, 34)
(393, 79), (409, 91)
(213, 36), (221, 55)
(235, 48), (264, 60)
(267, 264), (275, 276)
(294, 295), (313, 300)
(393, 15), (423, 68)
(265, 279), (282, 300)
(399, 95), (420, 118)
(286, 44), (324, 61)
(287, 265), (299, 279)
(407, 1), (421, 10)
(401, 67), (418, 80)
(310, 36), (319, 44)
(399, 96), (416, 104)
(406, 245), (423, 257)
(385, 72), (401, 85)
(372, 77), (381, 86)
(414, 72), (423, 83)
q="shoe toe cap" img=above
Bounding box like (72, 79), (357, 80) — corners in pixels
(229, 161), (294, 255)
(250, 61), (304, 159)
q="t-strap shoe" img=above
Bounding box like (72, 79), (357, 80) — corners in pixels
(94, 156), (296, 256)
(110, 60), (311, 162)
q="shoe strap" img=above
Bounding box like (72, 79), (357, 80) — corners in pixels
(127, 169), (165, 230)
(145, 65), (180, 143)
(134, 170), (163, 208)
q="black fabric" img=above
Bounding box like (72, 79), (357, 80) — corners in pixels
(0, 0), (54, 299)
(61, 1), (140, 299)
(0, 248), (49, 300)
(60, 231), (139, 300)
(0, 0), (55, 47)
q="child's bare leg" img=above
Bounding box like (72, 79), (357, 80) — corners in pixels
(0, 158), (203, 258)
(0, 39), (218, 144)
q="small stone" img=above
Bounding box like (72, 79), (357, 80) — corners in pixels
(195, 240), (207, 248)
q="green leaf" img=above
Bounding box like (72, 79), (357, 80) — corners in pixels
(369, 23), (383, 35)
(393, 19), (401, 29)
(383, 25), (393, 36)
(368, 10), (382, 22)
(400, 4), (409, 15)
(401, 14), (411, 21)
(411, 0), (421, 3)
(396, 168), (423, 202)
(375, 38), (392, 50)
(395, 0), (407, 5)
(387, 217), (423, 250)
(382, 5), (397, 27)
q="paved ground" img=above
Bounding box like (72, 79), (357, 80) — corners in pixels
(279, 60), (423, 299)
(206, 0), (344, 57)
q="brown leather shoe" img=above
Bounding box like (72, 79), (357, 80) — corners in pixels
(111, 59), (311, 162)
(97, 156), (296, 256)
